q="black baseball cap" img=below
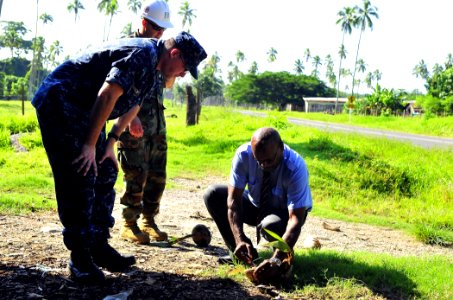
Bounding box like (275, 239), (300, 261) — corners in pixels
(174, 31), (207, 79)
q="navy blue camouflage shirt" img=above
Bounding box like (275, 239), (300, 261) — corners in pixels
(32, 38), (163, 120)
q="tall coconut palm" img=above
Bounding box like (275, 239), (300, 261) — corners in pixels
(0, 0), (3, 18)
(48, 40), (63, 68)
(248, 61), (258, 75)
(412, 60), (429, 81)
(335, 6), (356, 111)
(179, 1), (196, 32)
(373, 69), (382, 85)
(236, 50), (245, 63)
(127, 0), (141, 14)
(205, 52), (221, 75)
(294, 59), (304, 75)
(267, 47), (278, 62)
(365, 71), (373, 88)
(40, 13), (53, 24)
(445, 53), (453, 69)
(311, 55), (322, 78)
(303, 48), (311, 63)
(98, 0), (119, 41)
(351, 0), (378, 98)
(67, 0), (85, 23)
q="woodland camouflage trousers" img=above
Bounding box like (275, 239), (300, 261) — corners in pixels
(118, 132), (167, 223)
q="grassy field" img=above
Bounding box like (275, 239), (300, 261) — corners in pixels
(1, 100), (452, 299)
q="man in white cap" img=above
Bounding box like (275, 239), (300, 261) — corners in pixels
(118, 0), (175, 244)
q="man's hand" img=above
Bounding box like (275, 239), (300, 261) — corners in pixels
(99, 143), (118, 171)
(72, 144), (97, 176)
(234, 241), (257, 266)
(129, 117), (143, 138)
(245, 252), (294, 285)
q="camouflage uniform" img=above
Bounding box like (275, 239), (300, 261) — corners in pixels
(32, 38), (163, 251)
(117, 31), (168, 242)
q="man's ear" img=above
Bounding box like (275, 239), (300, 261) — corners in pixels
(169, 48), (181, 58)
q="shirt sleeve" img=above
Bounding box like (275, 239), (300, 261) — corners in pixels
(105, 48), (146, 96)
(287, 156), (313, 211)
(229, 144), (250, 189)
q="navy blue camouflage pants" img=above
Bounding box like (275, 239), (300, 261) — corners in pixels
(36, 100), (117, 251)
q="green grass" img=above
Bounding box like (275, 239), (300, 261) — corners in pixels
(1, 99), (452, 298)
(217, 249), (452, 299)
(1, 100), (452, 245)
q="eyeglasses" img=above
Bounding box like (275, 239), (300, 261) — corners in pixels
(255, 149), (278, 167)
(146, 19), (165, 32)
(179, 54), (188, 71)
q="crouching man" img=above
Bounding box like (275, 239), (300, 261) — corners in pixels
(204, 127), (312, 282)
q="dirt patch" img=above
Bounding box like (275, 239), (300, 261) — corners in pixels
(0, 177), (451, 299)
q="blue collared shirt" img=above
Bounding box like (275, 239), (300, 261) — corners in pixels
(229, 143), (312, 211)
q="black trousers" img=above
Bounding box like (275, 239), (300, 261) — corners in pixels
(36, 103), (117, 251)
(204, 184), (291, 252)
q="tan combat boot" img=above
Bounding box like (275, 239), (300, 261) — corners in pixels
(141, 218), (168, 241)
(120, 220), (150, 244)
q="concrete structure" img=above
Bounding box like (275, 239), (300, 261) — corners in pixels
(301, 97), (347, 113)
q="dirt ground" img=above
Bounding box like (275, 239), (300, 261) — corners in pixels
(1, 176), (452, 299)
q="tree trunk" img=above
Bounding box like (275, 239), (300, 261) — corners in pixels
(186, 85), (197, 126)
(195, 89), (202, 124)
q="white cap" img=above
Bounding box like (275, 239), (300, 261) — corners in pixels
(141, 0), (173, 29)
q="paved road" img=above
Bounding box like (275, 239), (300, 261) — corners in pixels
(238, 110), (453, 150)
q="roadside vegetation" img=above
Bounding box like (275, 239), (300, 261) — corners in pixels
(1, 100), (452, 299)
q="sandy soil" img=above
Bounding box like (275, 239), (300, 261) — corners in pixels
(0, 176), (451, 299)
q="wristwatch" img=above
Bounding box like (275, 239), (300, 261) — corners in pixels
(107, 132), (119, 141)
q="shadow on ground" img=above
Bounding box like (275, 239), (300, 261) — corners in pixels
(0, 263), (267, 300)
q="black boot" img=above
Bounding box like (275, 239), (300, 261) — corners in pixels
(91, 243), (136, 272)
(69, 249), (105, 284)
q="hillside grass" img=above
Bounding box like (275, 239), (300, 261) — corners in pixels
(1, 100), (452, 299)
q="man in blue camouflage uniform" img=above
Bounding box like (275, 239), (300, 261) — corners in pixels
(118, 0), (173, 244)
(33, 32), (207, 284)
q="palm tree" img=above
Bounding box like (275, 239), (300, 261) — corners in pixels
(311, 55), (322, 78)
(236, 50), (245, 63)
(303, 48), (311, 63)
(267, 47), (278, 62)
(365, 72), (373, 88)
(325, 55), (335, 87)
(48, 40), (63, 68)
(248, 61), (258, 75)
(335, 6), (356, 112)
(127, 0), (141, 14)
(432, 63), (443, 75)
(350, 0), (379, 98)
(121, 23), (133, 37)
(67, 0), (85, 23)
(0, 0), (3, 18)
(373, 69), (382, 84)
(412, 60), (429, 80)
(39, 13), (53, 24)
(294, 59), (304, 75)
(207, 52), (221, 74)
(98, 0), (120, 41)
(179, 1), (196, 32)
(445, 53), (453, 69)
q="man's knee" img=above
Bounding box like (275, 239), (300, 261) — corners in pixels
(203, 184), (227, 210)
(260, 214), (287, 240)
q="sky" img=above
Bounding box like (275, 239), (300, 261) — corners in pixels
(1, 0), (452, 94)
